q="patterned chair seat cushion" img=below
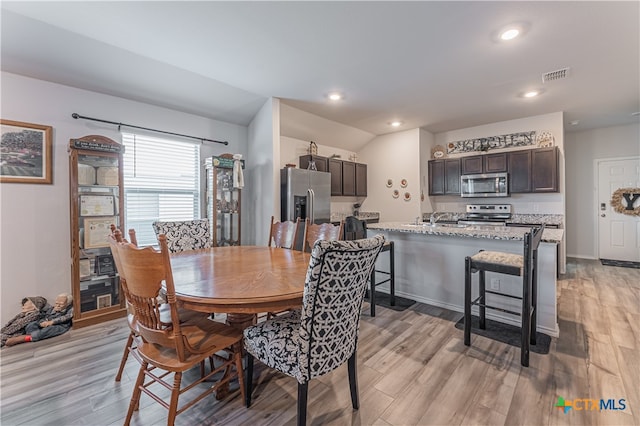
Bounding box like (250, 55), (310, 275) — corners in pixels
(471, 250), (523, 272)
(244, 310), (302, 380)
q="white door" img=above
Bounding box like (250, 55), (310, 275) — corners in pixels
(597, 158), (640, 262)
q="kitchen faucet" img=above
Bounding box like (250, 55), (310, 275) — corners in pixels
(430, 212), (446, 225)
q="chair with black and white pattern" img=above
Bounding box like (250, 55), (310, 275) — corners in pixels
(152, 219), (212, 253)
(243, 234), (385, 426)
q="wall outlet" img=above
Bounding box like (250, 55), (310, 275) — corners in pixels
(533, 203), (540, 212)
(490, 278), (500, 290)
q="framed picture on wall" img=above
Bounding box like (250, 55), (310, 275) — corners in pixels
(0, 119), (53, 184)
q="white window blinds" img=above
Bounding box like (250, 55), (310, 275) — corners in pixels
(122, 133), (200, 246)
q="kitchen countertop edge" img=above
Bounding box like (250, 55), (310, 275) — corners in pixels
(368, 222), (563, 244)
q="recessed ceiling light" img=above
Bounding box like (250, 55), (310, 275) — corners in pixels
(519, 88), (544, 99)
(328, 93), (342, 101)
(390, 121), (403, 127)
(570, 120), (580, 126)
(500, 28), (520, 41)
(492, 22), (530, 43)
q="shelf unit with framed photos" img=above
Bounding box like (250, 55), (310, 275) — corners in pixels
(205, 154), (243, 246)
(69, 135), (127, 328)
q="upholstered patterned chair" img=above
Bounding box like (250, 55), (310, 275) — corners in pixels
(243, 235), (385, 425)
(152, 219), (211, 253)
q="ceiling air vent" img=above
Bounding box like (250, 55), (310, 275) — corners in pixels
(542, 67), (571, 83)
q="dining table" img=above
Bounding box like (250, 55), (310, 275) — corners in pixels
(170, 245), (311, 329)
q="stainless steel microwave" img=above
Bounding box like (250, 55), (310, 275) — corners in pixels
(460, 173), (509, 198)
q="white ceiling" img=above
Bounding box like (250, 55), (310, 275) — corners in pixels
(2, 1), (639, 152)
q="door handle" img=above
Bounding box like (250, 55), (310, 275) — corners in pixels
(601, 213), (606, 217)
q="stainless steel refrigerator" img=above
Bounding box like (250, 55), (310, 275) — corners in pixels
(280, 168), (331, 224)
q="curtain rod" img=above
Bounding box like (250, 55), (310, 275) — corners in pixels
(71, 113), (229, 146)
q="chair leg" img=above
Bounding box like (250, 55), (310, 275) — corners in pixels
(531, 253), (538, 346)
(234, 342), (246, 405)
(478, 270), (486, 330)
(167, 372), (182, 426)
(389, 243), (395, 307)
(464, 257), (472, 346)
(116, 331), (134, 382)
(245, 353), (254, 408)
(297, 382), (308, 426)
(348, 352), (359, 409)
(370, 270), (376, 317)
(125, 361), (147, 426)
(521, 274), (532, 367)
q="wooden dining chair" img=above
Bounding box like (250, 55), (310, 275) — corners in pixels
(268, 216), (300, 249)
(110, 226), (212, 383)
(110, 225), (142, 382)
(110, 234), (245, 426)
(302, 218), (344, 252)
(152, 219), (212, 253)
(243, 235), (385, 426)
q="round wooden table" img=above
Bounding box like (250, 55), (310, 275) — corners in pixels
(170, 246), (310, 329)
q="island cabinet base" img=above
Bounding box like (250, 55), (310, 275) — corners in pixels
(368, 230), (559, 337)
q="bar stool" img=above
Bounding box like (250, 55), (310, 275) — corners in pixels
(464, 225), (544, 367)
(345, 216), (395, 317)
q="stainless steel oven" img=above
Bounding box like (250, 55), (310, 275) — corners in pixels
(458, 204), (511, 226)
(460, 172), (508, 198)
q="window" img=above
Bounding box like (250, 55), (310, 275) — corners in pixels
(122, 133), (200, 246)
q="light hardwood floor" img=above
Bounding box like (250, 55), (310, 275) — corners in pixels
(1, 258), (638, 425)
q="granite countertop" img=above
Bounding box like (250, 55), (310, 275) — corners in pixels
(330, 211), (380, 222)
(422, 212), (564, 227)
(368, 222), (563, 244)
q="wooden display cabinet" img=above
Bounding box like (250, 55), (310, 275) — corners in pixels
(206, 155), (242, 246)
(69, 135), (127, 328)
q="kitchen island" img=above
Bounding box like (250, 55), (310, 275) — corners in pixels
(367, 222), (562, 337)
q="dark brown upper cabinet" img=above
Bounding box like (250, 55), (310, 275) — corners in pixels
(509, 147), (559, 193)
(531, 147), (558, 192)
(299, 155), (328, 172)
(429, 158), (461, 195)
(342, 161), (356, 196)
(328, 158), (343, 196)
(355, 163), (367, 197)
(461, 153), (508, 175)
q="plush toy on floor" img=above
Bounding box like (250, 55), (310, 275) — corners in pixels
(1, 296), (48, 348)
(4, 294), (73, 347)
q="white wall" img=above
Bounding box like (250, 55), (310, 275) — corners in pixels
(358, 128), (422, 222)
(564, 123), (640, 258)
(430, 112), (566, 216)
(419, 128), (436, 213)
(247, 97), (280, 247)
(0, 72), (248, 325)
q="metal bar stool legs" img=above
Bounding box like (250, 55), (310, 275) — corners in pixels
(463, 225), (544, 367)
(370, 241), (395, 317)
